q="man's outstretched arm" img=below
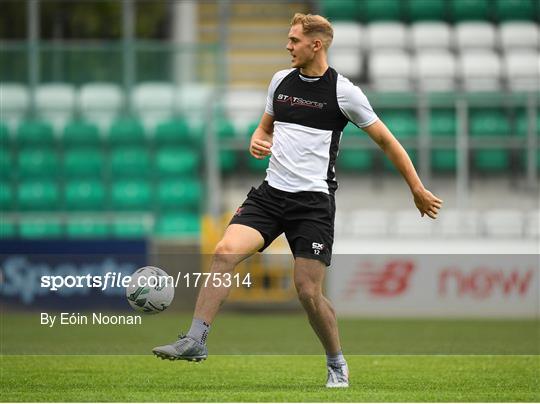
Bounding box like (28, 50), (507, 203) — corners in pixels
(362, 119), (443, 219)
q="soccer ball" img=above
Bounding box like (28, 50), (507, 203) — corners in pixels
(126, 266), (174, 314)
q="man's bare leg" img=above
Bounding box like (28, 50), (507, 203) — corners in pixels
(193, 224), (264, 323)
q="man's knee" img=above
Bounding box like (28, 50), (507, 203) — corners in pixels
(295, 279), (321, 304)
(213, 238), (249, 268)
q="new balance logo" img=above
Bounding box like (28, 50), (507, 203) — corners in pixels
(277, 93), (324, 109)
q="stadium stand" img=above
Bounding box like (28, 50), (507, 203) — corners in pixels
(455, 22), (496, 50)
(503, 51), (540, 91)
(459, 50), (502, 91)
(35, 83), (76, 134)
(365, 22), (408, 50)
(329, 22), (364, 80)
(0, 83), (29, 131)
(499, 21), (540, 50)
(410, 22), (452, 50)
(132, 82), (175, 132)
(415, 50), (457, 92)
(369, 50), (413, 91)
(78, 83), (124, 132)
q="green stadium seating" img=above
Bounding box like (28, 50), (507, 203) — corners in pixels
(108, 118), (146, 145)
(364, 0), (402, 21)
(66, 216), (109, 238)
(155, 212), (200, 238)
(450, 0), (491, 21)
(431, 149), (457, 171)
(64, 180), (106, 211)
(0, 148), (12, 179)
(320, 0), (359, 21)
(407, 0), (446, 21)
(384, 149), (418, 170)
(0, 180), (13, 210)
(470, 108), (511, 171)
(0, 122), (10, 146)
(247, 155), (270, 172)
(17, 180), (60, 211)
(16, 149), (60, 178)
(379, 109), (418, 138)
(154, 119), (193, 145)
(111, 179), (151, 210)
(110, 147), (151, 177)
(0, 220), (16, 238)
(19, 217), (62, 238)
(63, 121), (101, 147)
(157, 179), (201, 210)
(155, 147), (199, 176)
(63, 148), (104, 178)
(338, 149), (373, 171)
(217, 119), (237, 172)
(516, 109), (540, 136)
(430, 109), (457, 136)
(112, 216), (151, 238)
(495, 0), (535, 21)
(16, 120), (55, 146)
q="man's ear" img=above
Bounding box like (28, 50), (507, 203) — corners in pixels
(313, 39), (323, 52)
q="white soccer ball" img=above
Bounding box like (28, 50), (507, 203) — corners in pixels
(126, 266), (174, 314)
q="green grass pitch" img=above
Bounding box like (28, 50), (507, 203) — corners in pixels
(1, 313), (538, 401)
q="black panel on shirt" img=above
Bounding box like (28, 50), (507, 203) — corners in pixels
(272, 68), (349, 132)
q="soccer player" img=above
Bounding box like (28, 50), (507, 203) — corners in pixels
(153, 13), (443, 388)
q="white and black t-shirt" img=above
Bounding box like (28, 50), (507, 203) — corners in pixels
(264, 67), (378, 195)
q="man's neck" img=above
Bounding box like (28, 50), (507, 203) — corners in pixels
(299, 60), (329, 77)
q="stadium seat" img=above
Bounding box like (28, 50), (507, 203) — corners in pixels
(157, 179), (202, 210)
(330, 22), (364, 79)
(19, 217), (62, 238)
(154, 212), (200, 238)
(111, 179), (151, 210)
(0, 147), (12, 179)
(379, 109), (418, 138)
(155, 147), (200, 177)
(495, 0), (535, 21)
(459, 51), (502, 91)
(108, 118), (146, 145)
(503, 51), (540, 91)
(369, 50), (413, 92)
(175, 83), (214, 125)
(430, 109), (457, 136)
(450, 0), (491, 21)
(110, 147), (151, 178)
(0, 180), (13, 211)
(483, 209), (525, 236)
(112, 216), (153, 238)
(455, 22), (496, 50)
(436, 209), (481, 237)
(0, 121), (9, 145)
(364, 0), (402, 22)
(410, 22), (452, 50)
(78, 82), (124, 132)
(337, 149), (373, 171)
(499, 22), (540, 50)
(0, 219), (16, 238)
(17, 180), (60, 211)
(62, 121), (101, 148)
(348, 210), (389, 236)
(470, 108), (511, 171)
(223, 88), (267, 132)
(320, 0), (359, 21)
(132, 82), (175, 132)
(406, 0), (446, 21)
(154, 119), (193, 145)
(66, 216), (110, 238)
(516, 109), (540, 136)
(365, 22), (408, 50)
(0, 83), (29, 130)
(17, 149), (60, 178)
(216, 119), (237, 172)
(431, 149), (457, 171)
(63, 148), (104, 178)
(393, 209), (435, 236)
(16, 120), (55, 146)
(35, 83), (76, 133)
(64, 180), (106, 211)
(415, 50), (457, 92)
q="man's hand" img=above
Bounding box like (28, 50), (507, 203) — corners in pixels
(413, 187), (443, 219)
(250, 138), (272, 159)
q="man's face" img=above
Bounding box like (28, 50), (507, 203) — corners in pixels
(286, 24), (316, 69)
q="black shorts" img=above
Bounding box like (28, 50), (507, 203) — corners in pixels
(229, 181), (335, 266)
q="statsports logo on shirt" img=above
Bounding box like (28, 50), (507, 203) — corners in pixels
(276, 93), (325, 109)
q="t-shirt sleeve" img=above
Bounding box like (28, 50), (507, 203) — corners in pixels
(336, 74), (379, 128)
(265, 69), (293, 116)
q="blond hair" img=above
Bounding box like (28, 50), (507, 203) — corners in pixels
(290, 13), (333, 50)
